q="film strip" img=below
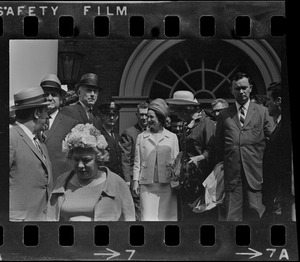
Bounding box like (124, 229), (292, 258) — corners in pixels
(0, 1), (298, 261)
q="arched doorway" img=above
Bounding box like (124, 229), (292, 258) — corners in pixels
(115, 39), (281, 132)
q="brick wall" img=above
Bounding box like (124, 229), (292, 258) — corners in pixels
(58, 39), (142, 108)
(58, 39), (143, 133)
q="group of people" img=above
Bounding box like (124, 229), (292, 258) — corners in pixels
(10, 73), (134, 221)
(9, 71), (294, 222)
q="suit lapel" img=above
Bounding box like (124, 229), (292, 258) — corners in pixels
(76, 102), (89, 123)
(158, 129), (169, 143)
(44, 112), (62, 142)
(229, 105), (242, 129)
(271, 121), (281, 139)
(15, 125), (47, 165)
(143, 131), (156, 147)
(144, 129), (169, 146)
(243, 102), (255, 128)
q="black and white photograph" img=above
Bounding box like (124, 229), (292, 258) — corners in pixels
(0, 0), (298, 260)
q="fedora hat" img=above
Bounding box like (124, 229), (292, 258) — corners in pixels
(99, 101), (121, 114)
(40, 74), (67, 96)
(11, 86), (51, 110)
(166, 90), (199, 105)
(75, 73), (102, 90)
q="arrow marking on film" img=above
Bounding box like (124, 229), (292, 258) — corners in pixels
(94, 248), (120, 260)
(236, 248), (263, 259)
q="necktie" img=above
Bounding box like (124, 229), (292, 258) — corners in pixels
(34, 137), (46, 160)
(240, 106), (245, 126)
(88, 109), (94, 124)
(110, 131), (115, 139)
(47, 115), (53, 130)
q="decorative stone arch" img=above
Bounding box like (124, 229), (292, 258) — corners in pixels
(115, 39), (281, 133)
(118, 39), (281, 97)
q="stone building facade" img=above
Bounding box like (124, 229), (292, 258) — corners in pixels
(58, 38), (284, 133)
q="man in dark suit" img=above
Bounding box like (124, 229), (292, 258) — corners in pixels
(120, 102), (149, 185)
(98, 101), (124, 179)
(262, 82), (293, 221)
(215, 72), (274, 221)
(10, 86), (53, 221)
(120, 102), (149, 221)
(60, 73), (102, 130)
(40, 74), (79, 181)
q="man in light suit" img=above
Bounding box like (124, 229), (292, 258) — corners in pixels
(215, 72), (274, 221)
(40, 74), (79, 181)
(10, 87), (53, 221)
(60, 73), (102, 130)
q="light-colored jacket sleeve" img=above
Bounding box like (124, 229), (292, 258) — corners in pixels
(172, 133), (180, 163)
(132, 133), (142, 181)
(118, 178), (136, 221)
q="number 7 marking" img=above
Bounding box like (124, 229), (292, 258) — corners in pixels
(126, 250), (136, 260)
(266, 248), (276, 257)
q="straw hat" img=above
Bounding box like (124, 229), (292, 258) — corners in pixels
(166, 90), (199, 105)
(40, 74), (67, 96)
(11, 86), (50, 110)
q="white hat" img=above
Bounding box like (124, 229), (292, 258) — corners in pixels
(166, 90), (199, 105)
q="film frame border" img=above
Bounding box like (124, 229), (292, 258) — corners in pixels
(0, 0), (298, 261)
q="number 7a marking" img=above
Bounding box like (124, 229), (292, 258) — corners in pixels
(126, 250), (136, 260)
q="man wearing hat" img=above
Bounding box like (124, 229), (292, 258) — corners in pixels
(60, 73), (102, 130)
(166, 90), (216, 222)
(98, 101), (124, 179)
(10, 86), (53, 221)
(40, 74), (79, 181)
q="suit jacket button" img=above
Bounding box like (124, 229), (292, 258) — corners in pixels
(43, 210), (47, 214)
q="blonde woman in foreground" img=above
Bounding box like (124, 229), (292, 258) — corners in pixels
(46, 123), (135, 221)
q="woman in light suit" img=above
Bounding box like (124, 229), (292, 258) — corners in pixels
(132, 98), (179, 221)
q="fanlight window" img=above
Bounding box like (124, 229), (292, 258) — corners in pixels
(148, 40), (265, 104)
